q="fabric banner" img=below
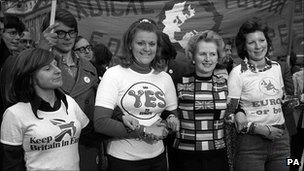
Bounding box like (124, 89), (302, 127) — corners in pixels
(23, 0), (296, 62)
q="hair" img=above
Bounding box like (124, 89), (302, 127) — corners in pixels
(73, 35), (84, 50)
(235, 17), (272, 60)
(185, 30), (225, 65)
(1, 48), (58, 106)
(92, 43), (113, 77)
(121, 18), (165, 71)
(161, 32), (177, 62)
(41, 9), (78, 32)
(3, 14), (25, 34)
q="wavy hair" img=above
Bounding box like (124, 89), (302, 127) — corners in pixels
(185, 30), (225, 65)
(120, 18), (165, 71)
(235, 17), (272, 60)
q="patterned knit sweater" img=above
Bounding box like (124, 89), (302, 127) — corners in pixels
(173, 71), (228, 151)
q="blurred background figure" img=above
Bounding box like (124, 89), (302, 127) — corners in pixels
(19, 30), (34, 50)
(222, 40), (234, 73)
(74, 36), (93, 61)
(92, 43), (113, 78)
(0, 14), (25, 69)
(0, 2), (4, 39)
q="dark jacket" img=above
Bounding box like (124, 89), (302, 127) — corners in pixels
(279, 61), (297, 136)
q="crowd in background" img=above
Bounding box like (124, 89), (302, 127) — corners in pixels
(0, 4), (304, 171)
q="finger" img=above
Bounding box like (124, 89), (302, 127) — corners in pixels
(125, 122), (135, 130)
(44, 22), (60, 33)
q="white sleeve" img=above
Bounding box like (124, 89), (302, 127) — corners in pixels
(73, 100), (89, 129)
(277, 65), (284, 89)
(0, 109), (23, 146)
(164, 74), (178, 111)
(95, 68), (119, 109)
(228, 66), (242, 99)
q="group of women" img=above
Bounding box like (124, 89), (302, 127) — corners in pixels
(0, 12), (290, 171)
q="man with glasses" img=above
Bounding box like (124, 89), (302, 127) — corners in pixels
(0, 14), (25, 69)
(19, 30), (34, 51)
(39, 9), (102, 171)
(74, 36), (94, 61)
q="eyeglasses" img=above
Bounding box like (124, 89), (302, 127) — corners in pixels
(74, 45), (92, 53)
(20, 39), (34, 45)
(4, 30), (22, 37)
(55, 30), (78, 39)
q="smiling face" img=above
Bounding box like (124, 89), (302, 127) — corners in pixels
(245, 31), (268, 62)
(53, 22), (77, 53)
(34, 59), (63, 92)
(74, 38), (93, 61)
(131, 30), (157, 65)
(194, 40), (218, 77)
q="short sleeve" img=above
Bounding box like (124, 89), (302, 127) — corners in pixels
(228, 66), (242, 99)
(95, 67), (119, 109)
(0, 109), (24, 146)
(277, 65), (284, 89)
(164, 73), (178, 111)
(74, 102), (89, 129)
(66, 96), (89, 129)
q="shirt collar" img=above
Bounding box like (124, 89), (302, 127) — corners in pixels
(241, 57), (272, 73)
(30, 89), (68, 117)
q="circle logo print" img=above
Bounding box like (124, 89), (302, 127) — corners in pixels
(121, 82), (166, 120)
(259, 77), (280, 96)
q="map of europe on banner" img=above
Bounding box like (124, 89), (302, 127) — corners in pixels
(24, 0), (295, 62)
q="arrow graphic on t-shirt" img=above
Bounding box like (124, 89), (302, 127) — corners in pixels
(50, 119), (76, 142)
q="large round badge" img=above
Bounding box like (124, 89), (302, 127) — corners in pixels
(84, 76), (91, 83)
(121, 82), (166, 120)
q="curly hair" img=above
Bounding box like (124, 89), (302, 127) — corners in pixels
(235, 17), (272, 60)
(185, 30), (225, 65)
(120, 18), (165, 71)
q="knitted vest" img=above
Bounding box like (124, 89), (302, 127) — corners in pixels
(173, 73), (228, 151)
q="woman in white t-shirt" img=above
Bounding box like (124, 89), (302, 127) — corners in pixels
(0, 48), (89, 170)
(226, 18), (290, 171)
(94, 18), (179, 171)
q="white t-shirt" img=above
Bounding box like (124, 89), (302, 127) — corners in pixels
(1, 95), (89, 170)
(95, 65), (177, 160)
(228, 63), (285, 125)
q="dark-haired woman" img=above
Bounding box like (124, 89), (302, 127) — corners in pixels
(0, 48), (89, 170)
(227, 18), (290, 171)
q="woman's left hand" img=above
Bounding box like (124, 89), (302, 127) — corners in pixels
(166, 115), (180, 132)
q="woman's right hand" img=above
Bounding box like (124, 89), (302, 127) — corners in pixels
(122, 115), (139, 130)
(235, 111), (248, 132)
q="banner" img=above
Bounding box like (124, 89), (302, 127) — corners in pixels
(22, 0), (297, 62)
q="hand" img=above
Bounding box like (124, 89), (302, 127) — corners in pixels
(145, 124), (169, 141)
(166, 115), (180, 132)
(122, 115), (139, 130)
(224, 113), (235, 124)
(235, 112), (248, 132)
(39, 23), (59, 50)
(256, 124), (284, 140)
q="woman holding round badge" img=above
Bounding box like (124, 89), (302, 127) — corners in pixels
(94, 18), (179, 171)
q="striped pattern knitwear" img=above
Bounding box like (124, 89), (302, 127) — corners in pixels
(174, 74), (228, 151)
